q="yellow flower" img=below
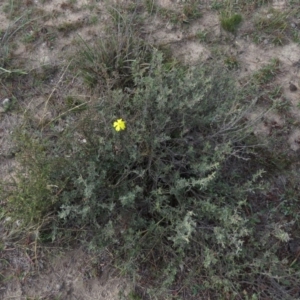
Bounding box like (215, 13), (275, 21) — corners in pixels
(113, 118), (126, 131)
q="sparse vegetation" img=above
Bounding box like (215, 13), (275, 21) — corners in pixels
(1, 0), (300, 299)
(212, 0), (273, 13)
(183, 1), (202, 21)
(254, 8), (297, 45)
(253, 58), (281, 84)
(145, 0), (201, 24)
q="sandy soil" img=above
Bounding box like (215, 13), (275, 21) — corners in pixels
(0, 246), (130, 299)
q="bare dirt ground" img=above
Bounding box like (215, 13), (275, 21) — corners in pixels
(1, 247), (129, 299)
(0, 0), (300, 299)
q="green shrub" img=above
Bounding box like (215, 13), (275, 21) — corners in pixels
(5, 48), (271, 296)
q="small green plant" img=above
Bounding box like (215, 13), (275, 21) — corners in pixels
(211, 1), (225, 10)
(157, 7), (181, 24)
(4, 130), (67, 225)
(144, 0), (156, 14)
(65, 96), (87, 112)
(292, 28), (300, 44)
(128, 291), (142, 300)
(220, 13), (242, 33)
(57, 20), (84, 35)
(88, 15), (98, 25)
(253, 58), (280, 84)
(196, 30), (208, 42)
(272, 32), (285, 46)
(22, 30), (39, 43)
(224, 55), (239, 69)
(183, 1), (202, 21)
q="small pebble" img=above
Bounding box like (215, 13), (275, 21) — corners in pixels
(289, 239), (300, 254)
(289, 83), (298, 92)
(2, 98), (10, 106)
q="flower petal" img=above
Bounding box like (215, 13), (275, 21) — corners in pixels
(113, 119), (126, 131)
